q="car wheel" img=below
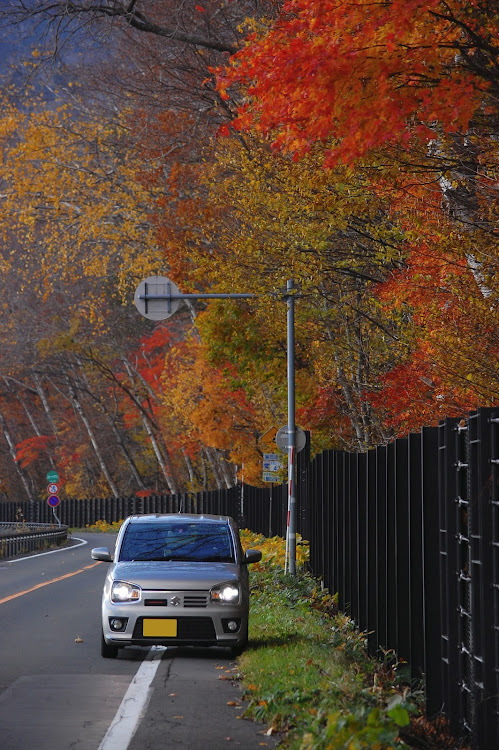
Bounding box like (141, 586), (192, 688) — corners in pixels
(101, 630), (119, 659)
(229, 642), (246, 657)
(229, 623), (248, 657)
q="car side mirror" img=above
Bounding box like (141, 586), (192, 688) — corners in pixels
(243, 549), (262, 565)
(91, 547), (113, 562)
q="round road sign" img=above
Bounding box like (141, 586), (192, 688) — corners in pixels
(47, 483), (59, 494)
(46, 470), (59, 483)
(134, 276), (182, 321)
(276, 426), (307, 453)
(47, 495), (60, 508)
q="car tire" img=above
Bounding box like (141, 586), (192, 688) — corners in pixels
(101, 630), (119, 659)
(229, 623), (248, 657)
(229, 642), (246, 657)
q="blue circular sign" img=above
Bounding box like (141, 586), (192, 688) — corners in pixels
(47, 495), (60, 507)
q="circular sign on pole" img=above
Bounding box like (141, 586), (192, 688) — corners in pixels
(134, 276), (182, 321)
(276, 426), (307, 453)
(47, 483), (59, 495)
(47, 495), (60, 508)
(46, 470), (59, 483)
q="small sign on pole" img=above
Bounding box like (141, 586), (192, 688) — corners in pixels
(263, 471), (280, 483)
(262, 452), (283, 483)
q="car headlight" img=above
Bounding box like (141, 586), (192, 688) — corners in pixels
(111, 580), (141, 603)
(210, 582), (241, 604)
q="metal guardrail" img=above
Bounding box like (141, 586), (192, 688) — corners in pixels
(0, 522), (69, 559)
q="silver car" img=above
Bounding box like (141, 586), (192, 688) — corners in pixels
(91, 514), (261, 658)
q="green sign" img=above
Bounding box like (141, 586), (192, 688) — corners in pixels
(46, 470), (59, 483)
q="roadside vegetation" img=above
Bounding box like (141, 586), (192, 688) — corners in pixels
(84, 521), (464, 748)
(239, 530), (418, 749)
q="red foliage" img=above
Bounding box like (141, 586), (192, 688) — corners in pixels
(136, 489), (154, 498)
(217, 0), (494, 167)
(15, 435), (56, 468)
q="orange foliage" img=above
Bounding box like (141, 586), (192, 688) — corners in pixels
(15, 435), (56, 468)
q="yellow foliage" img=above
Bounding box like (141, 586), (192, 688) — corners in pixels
(0, 87), (165, 315)
(239, 529), (309, 571)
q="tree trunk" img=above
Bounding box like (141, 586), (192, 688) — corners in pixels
(33, 373), (61, 448)
(67, 380), (120, 498)
(139, 411), (179, 495)
(0, 409), (36, 502)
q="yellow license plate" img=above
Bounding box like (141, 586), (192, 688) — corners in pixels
(143, 619), (178, 637)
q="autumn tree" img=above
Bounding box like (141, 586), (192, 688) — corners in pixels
(0, 0), (496, 499)
(214, 0), (498, 435)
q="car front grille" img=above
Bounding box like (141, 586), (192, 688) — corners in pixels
(183, 594), (208, 608)
(143, 592), (209, 608)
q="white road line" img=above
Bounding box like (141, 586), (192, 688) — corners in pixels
(98, 648), (166, 750)
(2, 536), (88, 563)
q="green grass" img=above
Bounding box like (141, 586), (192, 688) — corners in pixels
(240, 569), (416, 749)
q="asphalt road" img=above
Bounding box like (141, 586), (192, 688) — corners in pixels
(0, 532), (277, 750)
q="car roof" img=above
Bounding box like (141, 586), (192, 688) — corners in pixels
(124, 514), (233, 525)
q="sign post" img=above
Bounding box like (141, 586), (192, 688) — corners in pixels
(46, 471), (61, 527)
(134, 276), (301, 574)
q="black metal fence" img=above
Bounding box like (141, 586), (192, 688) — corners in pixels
(1, 407), (497, 747)
(297, 409), (498, 749)
(0, 490), (242, 528)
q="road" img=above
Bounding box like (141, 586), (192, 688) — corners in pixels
(0, 532), (276, 750)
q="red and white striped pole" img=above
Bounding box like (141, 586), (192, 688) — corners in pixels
(285, 280), (297, 575)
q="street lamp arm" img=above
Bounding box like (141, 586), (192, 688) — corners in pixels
(138, 293), (257, 300)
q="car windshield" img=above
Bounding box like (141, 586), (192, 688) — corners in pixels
(118, 522), (235, 563)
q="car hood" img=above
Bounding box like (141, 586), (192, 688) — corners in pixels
(110, 560), (241, 589)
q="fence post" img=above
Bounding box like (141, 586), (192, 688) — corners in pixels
(395, 437), (410, 665)
(422, 426), (441, 717)
(357, 452), (368, 634)
(467, 409), (499, 747)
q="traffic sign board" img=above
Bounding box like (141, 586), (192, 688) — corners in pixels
(262, 471), (280, 483)
(47, 495), (60, 507)
(276, 426), (307, 453)
(46, 470), (59, 483)
(263, 460), (282, 472)
(258, 426), (279, 449)
(134, 276), (181, 321)
(47, 483), (59, 495)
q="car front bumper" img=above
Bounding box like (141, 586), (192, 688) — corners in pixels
(102, 589), (248, 648)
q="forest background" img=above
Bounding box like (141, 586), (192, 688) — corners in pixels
(0, 0), (496, 503)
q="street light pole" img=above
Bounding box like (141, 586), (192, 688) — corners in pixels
(134, 275), (299, 575)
